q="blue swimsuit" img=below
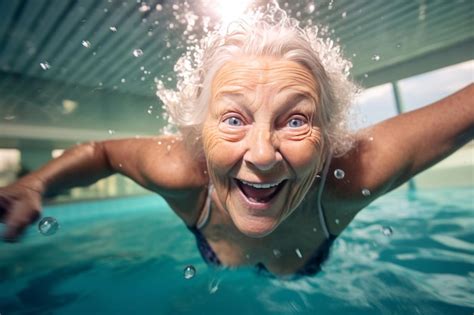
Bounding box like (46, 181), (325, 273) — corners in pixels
(188, 157), (337, 277)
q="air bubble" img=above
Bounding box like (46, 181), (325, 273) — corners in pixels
(38, 217), (59, 236)
(183, 265), (196, 279)
(273, 249), (282, 258)
(371, 54), (381, 61)
(108, 129), (115, 134)
(341, 12), (347, 18)
(4, 115), (16, 120)
(396, 43), (401, 48)
(369, 136), (374, 141)
(81, 40), (91, 48)
(121, 78), (126, 83)
(312, 227), (317, 232)
(306, 3), (315, 13)
(118, 163), (123, 168)
(109, 26), (117, 32)
(362, 188), (371, 196)
(40, 62), (50, 70)
(139, 3), (150, 12)
(155, 4), (162, 11)
(364, 73), (369, 78)
(335, 219), (340, 225)
(166, 144), (171, 152)
(381, 226), (393, 237)
(132, 49), (143, 57)
(334, 169), (345, 179)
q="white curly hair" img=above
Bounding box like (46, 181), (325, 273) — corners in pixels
(157, 4), (358, 159)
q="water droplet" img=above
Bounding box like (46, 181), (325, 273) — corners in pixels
(306, 3), (315, 13)
(364, 73), (369, 78)
(352, 53), (357, 57)
(341, 12), (347, 18)
(371, 54), (381, 61)
(121, 78), (126, 83)
(4, 115), (16, 120)
(109, 26), (117, 32)
(157, 141), (162, 145)
(38, 217), (59, 236)
(381, 226), (393, 237)
(98, 82), (103, 86)
(334, 169), (345, 179)
(166, 144), (171, 152)
(335, 219), (340, 225)
(362, 188), (371, 196)
(81, 40), (91, 48)
(295, 248), (303, 258)
(172, 4), (179, 10)
(40, 62), (50, 70)
(132, 49), (143, 57)
(273, 249), (282, 258)
(396, 43), (401, 48)
(312, 227), (317, 232)
(183, 265), (196, 279)
(369, 136), (374, 141)
(147, 109), (152, 114)
(139, 3), (150, 12)
(155, 4), (163, 11)
(118, 163), (123, 168)
(203, 170), (208, 175)
(208, 278), (220, 294)
(108, 129), (115, 134)
(245, 253), (250, 259)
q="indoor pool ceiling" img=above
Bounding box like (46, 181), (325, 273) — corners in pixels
(0, 0), (473, 147)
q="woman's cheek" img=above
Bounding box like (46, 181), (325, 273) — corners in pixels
(281, 141), (323, 181)
(203, 125), (243, 171)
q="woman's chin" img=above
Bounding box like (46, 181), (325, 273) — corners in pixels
(233, 215), (278, 238)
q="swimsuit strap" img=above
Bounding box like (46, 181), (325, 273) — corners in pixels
(316, 152), (333, 239)
(196, 183), (213, 229)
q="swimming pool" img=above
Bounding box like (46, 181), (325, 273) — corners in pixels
(1, 187), (473, 314)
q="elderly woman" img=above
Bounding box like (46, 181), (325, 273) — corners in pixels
(1, 11), (473, 277)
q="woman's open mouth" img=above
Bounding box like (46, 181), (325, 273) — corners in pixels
(234, 178), (286, 205)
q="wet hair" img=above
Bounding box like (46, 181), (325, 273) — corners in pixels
(157, 5), (358, 158)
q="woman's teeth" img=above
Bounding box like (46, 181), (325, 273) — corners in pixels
(239, 180), (281, 189)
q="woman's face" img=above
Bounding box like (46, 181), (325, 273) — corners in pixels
(202, 57), (325, 238)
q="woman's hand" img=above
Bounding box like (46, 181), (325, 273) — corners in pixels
(0, 183), (42, 242)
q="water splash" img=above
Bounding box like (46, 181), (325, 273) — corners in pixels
(156, 0), (357, 154)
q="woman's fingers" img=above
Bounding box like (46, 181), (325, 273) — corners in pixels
(3, 205), (40, 242)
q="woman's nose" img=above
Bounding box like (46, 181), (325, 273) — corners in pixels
(244, 128), (280, 171)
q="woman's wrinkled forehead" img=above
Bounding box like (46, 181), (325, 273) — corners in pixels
(211, 57), (319, 102)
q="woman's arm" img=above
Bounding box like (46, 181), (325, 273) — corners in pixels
(0, 136), (207, 241)
(324, 84), (474, 222)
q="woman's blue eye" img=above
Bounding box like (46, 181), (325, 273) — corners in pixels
(288, 118), (305, 128)
(224, 116), (243, 126)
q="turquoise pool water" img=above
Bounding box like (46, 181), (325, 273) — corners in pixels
(1, 187), (473, 314)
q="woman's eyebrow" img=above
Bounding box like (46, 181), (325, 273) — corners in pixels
(281, 93), (313, 108)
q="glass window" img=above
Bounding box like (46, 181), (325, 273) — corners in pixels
(351, 83), (398, 130)
(398, 60), (474, 112)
